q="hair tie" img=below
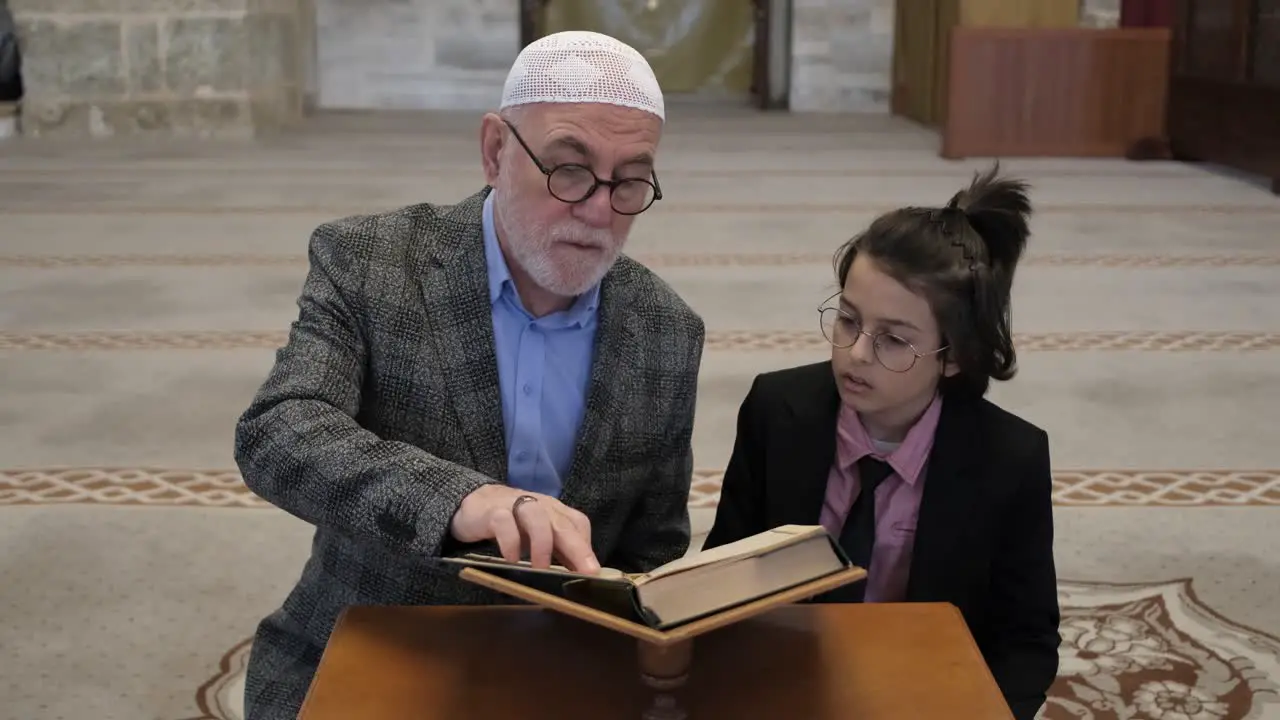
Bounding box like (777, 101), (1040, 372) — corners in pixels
(928, 208), (979, 272)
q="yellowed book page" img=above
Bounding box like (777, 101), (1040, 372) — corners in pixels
(637, 525), (829, 584)
(446, 554), (629, 581)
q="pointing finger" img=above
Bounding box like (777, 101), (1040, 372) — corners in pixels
(551, 515), (600, 575)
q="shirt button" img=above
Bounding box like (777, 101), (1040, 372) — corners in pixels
(517, 451), (529, 462)
(522, 383), (532, 395)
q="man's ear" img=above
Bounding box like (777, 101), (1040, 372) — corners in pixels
(479, 113), (505, 186)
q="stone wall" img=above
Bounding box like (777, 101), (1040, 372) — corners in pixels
(5, 0), (1134, 134)
(313, 0), (517, 111)
(1079, 0), (1121, 28)
(10, 0), (308, 138)
(789, 0), (896, 113)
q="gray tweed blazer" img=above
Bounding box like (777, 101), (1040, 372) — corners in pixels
(233, 187), (705, 720)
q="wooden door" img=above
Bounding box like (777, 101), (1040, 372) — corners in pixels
(1180, 0), (1245, 79)
(1167, 0), (1280, 192)
(520, 0), (545, 49)
(529, 0), (757, 99)
(891, 0), (941, 124)
(751, 0), (771, 108)
(1252, 0), (1280, 85)
(1167, 0), (1236, 160)
(1120, 0), (1175, 27)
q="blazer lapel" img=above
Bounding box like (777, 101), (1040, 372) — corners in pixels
(416, 189), (508, 483)
(905, 394), (981, 601)
(557, 270), (641, 508)
(777, 364), (841, 525)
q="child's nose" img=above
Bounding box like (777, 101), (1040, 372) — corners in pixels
(849, 332), (877, 364)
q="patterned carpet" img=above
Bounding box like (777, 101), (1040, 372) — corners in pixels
(1, 110), (1278, 720)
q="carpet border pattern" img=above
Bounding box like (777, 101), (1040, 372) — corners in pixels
(2, 252), (1278, 269)
(2, 467), (1278, 509)
(1, 330), (1277, 352)
(4, 202), (1280, 216)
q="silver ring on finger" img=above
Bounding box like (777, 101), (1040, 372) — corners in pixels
(511, 494), (538, 515)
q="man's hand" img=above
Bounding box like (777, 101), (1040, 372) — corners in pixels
(449, 485), (601, 574)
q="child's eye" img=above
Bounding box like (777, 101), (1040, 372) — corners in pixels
(880, 334), (910, 347)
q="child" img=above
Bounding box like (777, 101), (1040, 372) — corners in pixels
(704, 165), (1060, 720)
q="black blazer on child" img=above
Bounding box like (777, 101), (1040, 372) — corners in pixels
(704, 361), (1061, 720)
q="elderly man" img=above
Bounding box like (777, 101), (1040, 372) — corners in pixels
(233, 30), (704, 719)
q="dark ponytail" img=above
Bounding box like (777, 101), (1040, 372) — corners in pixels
(832, 162), (1034, 398)
(948, 163), (1032, 290)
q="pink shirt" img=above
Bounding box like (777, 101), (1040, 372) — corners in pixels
(818, 394), (943, 603)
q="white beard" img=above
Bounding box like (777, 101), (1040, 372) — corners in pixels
(493, 185), (623, 298)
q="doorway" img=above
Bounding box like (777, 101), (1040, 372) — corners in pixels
(520, 0), (788, 109)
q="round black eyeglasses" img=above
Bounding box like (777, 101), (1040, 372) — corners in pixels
(503, 119), (662, 216)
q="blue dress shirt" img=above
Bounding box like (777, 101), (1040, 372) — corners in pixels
(481, 191), (600, 498)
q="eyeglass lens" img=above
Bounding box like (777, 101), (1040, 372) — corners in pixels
(548, 165), (655, 215)
(819, 308), (919, 372)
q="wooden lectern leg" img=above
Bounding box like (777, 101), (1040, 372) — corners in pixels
(637, 639), (693, 720)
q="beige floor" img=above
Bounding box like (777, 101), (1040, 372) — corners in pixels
(2, 110), (1279, 720)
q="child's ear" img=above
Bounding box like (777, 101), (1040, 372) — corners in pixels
(942, 358), (961, 377)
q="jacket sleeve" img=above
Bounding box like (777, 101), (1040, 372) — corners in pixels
(608, 316), (705, 574)
(702, 375), (769, 550)
(233, 219), (498, 558)
(986, 429), (1062, 720)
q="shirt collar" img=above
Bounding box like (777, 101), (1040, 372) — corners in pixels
(481, 190), (602, 326)
(482, 191), (514, 305)
(834, 393), (944, 486)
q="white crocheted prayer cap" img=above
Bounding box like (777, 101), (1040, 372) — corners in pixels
(501, 30), (665, 121)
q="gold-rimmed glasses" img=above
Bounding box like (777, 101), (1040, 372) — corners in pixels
(817, 293), (948, 373)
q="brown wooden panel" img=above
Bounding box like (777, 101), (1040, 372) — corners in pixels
(928, 0), (1082, 128)
(299, 604), (1015, 720)
(958, 0), (1079, 27)
(893, 0), (1082, 128)
(941, 28), (1173, 158)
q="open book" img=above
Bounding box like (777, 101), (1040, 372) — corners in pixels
(441, 525), (863, 636)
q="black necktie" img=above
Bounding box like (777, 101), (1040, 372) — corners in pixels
(836, 456), (893, 602)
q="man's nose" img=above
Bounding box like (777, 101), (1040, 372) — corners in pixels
(573, 186), (615, 228)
